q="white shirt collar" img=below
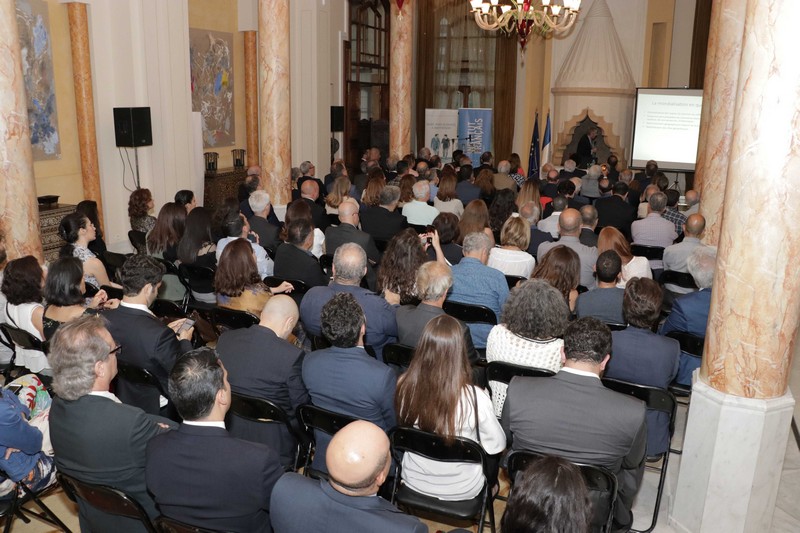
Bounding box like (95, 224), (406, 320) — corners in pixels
(120, 301), (155, 316)
(89, 390), (122, 403)
(183, 420), (226, 429)
(560, 367), (601, 380)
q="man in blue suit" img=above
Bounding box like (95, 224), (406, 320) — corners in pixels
(660, 245), (717, 385)
(302, 293), (397, 473)
(605, 278), (680, 456)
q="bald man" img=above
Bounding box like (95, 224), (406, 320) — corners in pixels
(325, 198), (381, 265)
(300, 179), (330, 231)
(270, 421), (427, 532)
(215, 295), (308, 467)
(537, 208), (599, 289)
(684, 189), (700, 216)
(662, 214), (706, 295)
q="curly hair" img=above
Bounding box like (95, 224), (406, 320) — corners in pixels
(376, 228), (427, 305)
(214, 238), (263, 298)
(474, 169), (496, 197)
(128, 188), (153, 218)
(489, 188), (518, 236)
(1, 256), (43, 305)
(502, 279), (569, 340)
(321, 293), (365, 348)
(531, 246), (580, 302)
(623, 277), (663, 328)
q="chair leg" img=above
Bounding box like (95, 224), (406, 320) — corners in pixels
(630, 452), (669, 533)
(487, 493), (496, 533)
(16, 483), (71, 533)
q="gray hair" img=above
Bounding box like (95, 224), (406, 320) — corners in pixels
(580, 205), (598, 226)
(418, 147), (431, 160)
(386, 155), (399, 171)
(497, 160), (511, 174)
(416, 261), (453, 301)
(412, 180), (430, 200)
(248, 190), (271, 213)
(290, 167), (302, 183)
(564, 159), (577, 172)
(379, 185), (401, 206)
(687, 245), (717, 289)
(586, 165), (602, 179)
(462, 231), (493, 255)
(648, 191), (668, 212)
(49, 315), (112, 401)
(333, 242), (367, 282)
(519, 201), (541, 225)
(299, 161), (314, 175)
(619, 169), (633, 184)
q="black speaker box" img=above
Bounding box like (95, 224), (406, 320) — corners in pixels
(113, 107), (153, 147)
(330, 106), (344, 132)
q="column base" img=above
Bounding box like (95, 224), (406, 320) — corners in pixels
(669, 375), (795, 533)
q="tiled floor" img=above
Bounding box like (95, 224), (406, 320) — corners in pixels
(12, 347), (800, 532)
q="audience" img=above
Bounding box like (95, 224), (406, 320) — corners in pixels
(273, 218), (329, 289)
(538, 195), (566, 238)
(145, 201), (185, 304)
(74, 200), (106, 256)
(376, 228), (432, 305)
(128, 188), (156, 234)
(575, 250), (625, 325)
(662, 213), (705, 295)
(598, 226), (652, 288)
(300, 179), (330, 232)
(487, 215), (536, 278)
(402, 180), (439, 226)
(457, 199), (494, 245)
(488, 189), (518, 242)
(538, 208), (598, 290)
(173, 189), (196, 214)
(632, 191), (678, 271)
(595, 181), (636, 240)
(427, 212), (463, 265)
(455, 164), (481, 204)
(518, 201), (553, 259)
(581, 164), (603, 200)
(325, 176), (353, 216)
(284, 199), (326, 258)
(684, 189), (700, 215)
(216, 212), (274, 279)
(1, 257), (46, 372)
(531, 246), (581, 312)
(176, 206), (217, 302)
(474, 168), (497, 206)
(433, 172), (464, 218)
(325, 198), (381, 266)
(58, 212), (118, 290)
(663, 189), (687, 236)
(248, 190), (281, 252)
(359, 185), (408, 243)
(579, 204), (599, 247)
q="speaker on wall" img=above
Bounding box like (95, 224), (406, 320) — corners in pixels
(330, 106), (344, 132)
(113, 107), (153, 147)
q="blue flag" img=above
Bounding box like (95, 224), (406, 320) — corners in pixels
(541, 112), (552, 170)
(527, 112), (540, 179)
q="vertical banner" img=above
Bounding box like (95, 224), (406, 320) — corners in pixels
(457, 108), (493, 167)
(424, 109), (459, 163)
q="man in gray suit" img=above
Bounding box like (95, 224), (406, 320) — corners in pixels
(502, 317), (647, 531)
(538, 208), (598, 289)
(325, 199), (380, 289)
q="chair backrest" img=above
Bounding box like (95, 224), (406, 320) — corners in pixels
(211, 307), (259, 334)
(577, 285), (589, 294)
(665, 331), (704, 358)
(630, 244), (664, 261)
(150, 299), (186, 321)
(178, 264), (216, 291)
(128, 230), (148, 254)
(505, 275), (526, 290)
(442, 300), (498, 326)
(155, 516), (219, 533)
(601, 377), (677, 436)
(57, 472), (157, 532)
(506, 450), (618, 533)
(297, 404), (359, 440)
(389, 427), (490, 478)
(116, 359), (167, 397)
(409, 224), (428, 234)
(486, 361), (555, 388)
(0, 323), (47, 353)
(606, 323), (627, 331)
(319, 254), (334, 277)
(659, 270), (698, 290)
(382, 343), (415, 367)
(375, 239), (389, 253)
(263, 276), (311, 296)
(102, 251), (132, 282)
(101, 285), (124, 301)
(229, 392), (304, 442)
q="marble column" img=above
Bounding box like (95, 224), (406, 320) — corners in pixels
(693, 0), (746, 247)
(243, 30), (259, 168)
(670, 1), (800, 531)
(0, 0), (42, 262)
(258, 0), (291, 205)
(389, 0), (413, 158)
(67, 1), (104, 228)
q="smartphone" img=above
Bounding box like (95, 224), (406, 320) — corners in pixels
(6, 383), (22, 394)
(426, 225), (435, 245)
(178, 319), (195, 333)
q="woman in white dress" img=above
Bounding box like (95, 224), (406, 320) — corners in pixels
(395, 315), (505, 501)
(0, 257), (47, 373)
(486, 279), (571, 416)
(598, 227), (652, 288)
(488, 215), (536, 278)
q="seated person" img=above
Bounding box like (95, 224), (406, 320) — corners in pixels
(177, 207), (218, 304)
(146, 348), (283, 532)
(302, 294), (397, 473)
(270, 421), (427, 533)
(273, 219), (329, 289)
(0, 256), (47, 373)
(486, 280), (569, 416)
(575, 250), (625, 325)
(216, 296), (308, 467)
(502, 317), (647, 531)
(605, 278), (680, 456)
(395, 315), (505, 500)
(487, 215), (536, 278)
(49, 316), (176, 530)
(401, 180), (439, 226)
(216, 212), (274, 279)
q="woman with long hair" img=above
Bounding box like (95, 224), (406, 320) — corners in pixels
(41, 257), (118, 341)
(488, 189), (518, 242)
(474, 168), (496, 207)
(427, 213), (462, 265)
(531, 245), (581, 311)
(486, 280), (569, 415)
(58, 213), (118, 289)
(75, 200), (106, 256)
(214, 238), (292, 316)
(361, 176), (385, 208)
(398, 174), (416, 207)
(597, 226), (651, 287)
(516, 180), (544, 211)
(325, 176), (352, 215)
(1, 257), (46, 372)
(283, 199), (325, 258)
(128, 188), (156, 233)
(457, 200), (494, 245)
(174, 189), (196, 214)
(395, 315), (505, 500)
(508, 153), (525, 186)
(433, 173), (464, 218)
(488, 215), (535, 278)
(177, 206), (217, 302)
(146, 202), (186, 261)
(501, 456), (592, 533)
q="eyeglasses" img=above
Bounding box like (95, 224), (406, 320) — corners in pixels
(108, 345), (122, 356)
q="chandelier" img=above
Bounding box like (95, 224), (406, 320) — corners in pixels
(469, 0), (582, 49)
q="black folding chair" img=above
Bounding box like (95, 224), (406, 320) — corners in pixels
(389, 427), (498, 533)
(128, 230), (147, 255)
(658, 270), (697, 291)
(0, 467), (70, 533)
(58, 472), (154, 532)
(263, 276), (311, 306)
(485, 361), (555, 419)
(665, 331), (704, 402)
(0, 324), (48, 362)
(229, 393), (306, 471)
(101, 251), (132, 283)
(506, 450), (618, 533)
(607, 323), (627, 331)
(150, 299), (186, 322)
(177, 264), (216, 312)
(382, 343), (415, 368)
(318, 255), (334, 278)
(115, 360), (168, 399)
(630, 245), (665, 261)
(296, 404), (358, 480)
(505, 275), (526, 290)
(442, 301), (497, 326)
(602, 378), (676, 533)
(100, 285), (124, 301)
(155, 516), (219, 533)
(153, 257), (190, 308)
(211, 307), (259, 336)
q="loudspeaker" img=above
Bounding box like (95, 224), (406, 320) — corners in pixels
(113, 107), (153, 147)
(330, 106), (344, 132)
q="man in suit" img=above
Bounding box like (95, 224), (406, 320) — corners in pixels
(538, 195), (567, 238)
(270, 420), (427, 533)
(325, 199), (381, 264)
(216, 295), (308, 468)
(576, 127), (599, 168)
(575, 250), (625, 325)
(472, 151), (496, 177)
(661, 245), (716, 385)
(455, 164), (481, 205)
(634, 160), (659, 190)
(558, 159), (586, 181)
(595, 181), (637, 240)
(274, 218), (329, 289)
(296, 160), (326, 201)
(493, 160), (518, 191)
(300, 179), (330, 231)
(302, 293), (397, 472)
(632, 192), (678, 271)
(360, 185), (408, 243)
(579, 205), (599, 247)
(518, 201), (553, 259)
(604, 278), (680, 456)
(49, 316), (177, 532)
(248, 190), (281, 252)
(662, 213), (705, 295)
(538, 208), (599, 290)
(502, 317), (647, 531)
(300, 243), (398, 360)
(146, 348), (283, 533)
(103, 255), (194, 416)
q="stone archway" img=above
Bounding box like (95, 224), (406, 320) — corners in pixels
(555, 108), (627, 168)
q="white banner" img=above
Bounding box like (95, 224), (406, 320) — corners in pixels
(424, 109), (459, 163)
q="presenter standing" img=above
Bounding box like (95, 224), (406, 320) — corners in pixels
(577, 127), (599, 168)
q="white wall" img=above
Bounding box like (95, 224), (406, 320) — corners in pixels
(669, 0), (696, 88)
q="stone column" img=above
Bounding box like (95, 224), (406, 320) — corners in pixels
(0, 0), (42, 262)
(258, 0), (291, 205)
(670, 1), (800, 531)
(243, 30), (259, 168)
(389, 0), (413, 158)
(693, 0), (746, 247)
(67, 1), (104, 228)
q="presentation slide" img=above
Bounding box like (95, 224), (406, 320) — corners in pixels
(630, 88), (703, 171)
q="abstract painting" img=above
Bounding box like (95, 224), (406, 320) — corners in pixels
(16, 0), (61, 160)
(190, 28), (235, 148)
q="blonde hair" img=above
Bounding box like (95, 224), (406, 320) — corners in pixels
(500, 215), (531, 250)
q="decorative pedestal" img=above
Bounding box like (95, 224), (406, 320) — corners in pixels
(203, 167), (248, 211)
(39, 203), (76, 263)
(670, 377), (795, 533)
